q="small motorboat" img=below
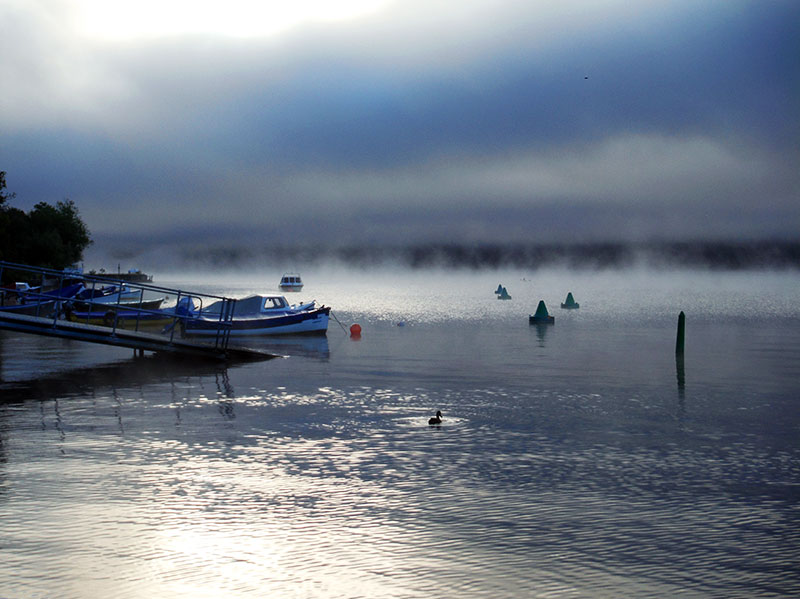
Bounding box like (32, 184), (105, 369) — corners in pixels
(72, 284), (165, 311)
(65, 307), (175, 331)
(279, 273), (303, 292)
(0, 299), (59, 317)
(0, 281), (85, 318)
(182, 294), (329, 336)
(74, 283), (142, 304)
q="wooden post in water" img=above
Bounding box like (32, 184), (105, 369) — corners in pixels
(675, 311), (685, 356)
(675, 311), (686, 397)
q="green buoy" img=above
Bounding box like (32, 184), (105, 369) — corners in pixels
(497, 286), (512, 300)
(561, 292), (579, 309)
(529, 300), (554, 324)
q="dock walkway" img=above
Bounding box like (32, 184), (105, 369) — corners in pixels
(0, 310), (274, 361)
(0, 261), (277, 362)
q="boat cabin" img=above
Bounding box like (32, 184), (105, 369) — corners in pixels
(279, 273), (304, 291)
(199, 294), (318, 318)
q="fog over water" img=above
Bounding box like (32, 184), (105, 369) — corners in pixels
(83, 239), (800, 275)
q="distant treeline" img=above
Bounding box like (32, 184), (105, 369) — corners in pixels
(179, 240), (800, 270)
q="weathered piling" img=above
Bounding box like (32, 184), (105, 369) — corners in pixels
(675, 311), (685, 355)
(676, 311), (686, 397)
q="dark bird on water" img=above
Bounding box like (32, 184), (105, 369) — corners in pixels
(428, 410), (442, 425)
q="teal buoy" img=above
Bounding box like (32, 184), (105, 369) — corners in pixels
(497, 286), (512, 300)
(561, 292), (579, 309)
(529, 300), (554, 324)
(495, 284), (504, 295)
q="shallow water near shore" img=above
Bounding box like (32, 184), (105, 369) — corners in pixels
(1, 267), (799, 598)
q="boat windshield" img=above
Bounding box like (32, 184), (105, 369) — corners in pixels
(264, 296), (287, 310)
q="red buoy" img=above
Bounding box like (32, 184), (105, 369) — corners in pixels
(350, 323), (362, 337)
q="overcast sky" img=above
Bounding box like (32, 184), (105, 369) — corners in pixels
(1, 0), (798, 247)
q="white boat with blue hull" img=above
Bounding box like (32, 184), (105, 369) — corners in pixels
(279, 273), (303, 292)
(182, 294), (330, 336)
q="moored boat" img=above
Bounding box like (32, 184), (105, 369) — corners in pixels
(279, 273), (304, 292)
(182, 294), (329, 336)
(75, 284), (144, 304)
(184, 307), (331, 336)
(65, 307), (175, 331)
(0, 281), (85, 317)
(73, 296), (166, 312)
(0, 299), (59, 317)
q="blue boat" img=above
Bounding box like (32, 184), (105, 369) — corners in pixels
(182, 294), (330, 336)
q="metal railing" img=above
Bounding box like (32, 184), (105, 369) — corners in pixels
(0, 261), (238, 351)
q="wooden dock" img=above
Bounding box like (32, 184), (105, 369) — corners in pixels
(0, 305), (277, 362)
(0, 260), (282, 362)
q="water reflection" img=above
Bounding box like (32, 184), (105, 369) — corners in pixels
(217, 400), (236, 420)
(530, 322), (550, 346)
(215, 370), (235, 398)
(231, 334), (330, 360)
(0, 354), (231, 403)
(53, 399), (65, 442)
(676, 352), (686, 424)
(114, 391), (125, 434)
(0, 408), (7, 468)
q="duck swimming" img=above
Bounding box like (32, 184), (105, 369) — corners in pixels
(428, 410), (442, 425)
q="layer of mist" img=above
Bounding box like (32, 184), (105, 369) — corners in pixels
(84, 240), (800, 273)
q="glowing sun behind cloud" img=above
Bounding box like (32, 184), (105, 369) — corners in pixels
(74, 0), (391, 40)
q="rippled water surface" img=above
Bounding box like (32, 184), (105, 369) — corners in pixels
(1, 268), (798, 598)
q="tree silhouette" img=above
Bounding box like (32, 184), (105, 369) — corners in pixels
(0, 171), (93, 274)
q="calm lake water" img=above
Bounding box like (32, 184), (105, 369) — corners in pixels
(1, 267), (799, 598)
